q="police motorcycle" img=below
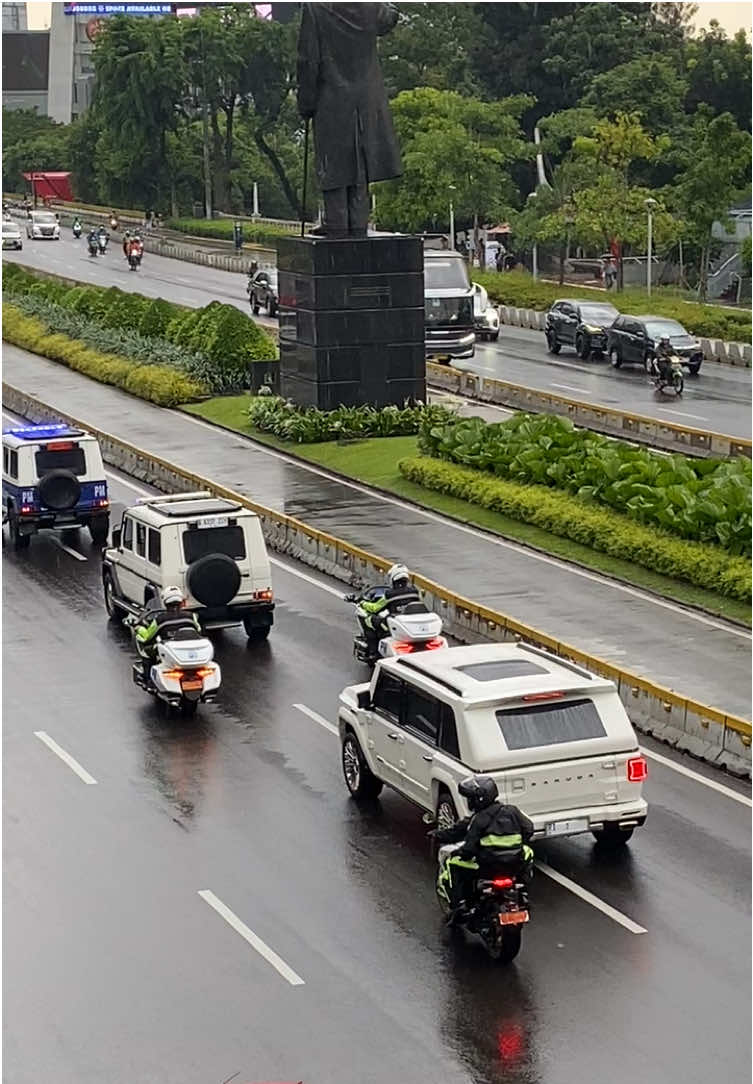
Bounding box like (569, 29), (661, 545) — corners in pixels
(96, 227), (109, 255)
(72, 218), (82, 239)
(345, 584), (447, 666)
(125, 605), (221, 718)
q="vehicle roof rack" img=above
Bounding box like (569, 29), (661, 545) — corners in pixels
(517, 642), (594, 681)
(394, 657), (465, 696)
(136, 490), (213, 506)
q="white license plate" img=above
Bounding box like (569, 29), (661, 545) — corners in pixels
(198, 516), (228, 529)
(544, 818), (588, 837)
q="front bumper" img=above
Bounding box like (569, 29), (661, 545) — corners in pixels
(425, 331), (476, 360)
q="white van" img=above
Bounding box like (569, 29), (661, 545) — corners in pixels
(338, 642), (648, 847)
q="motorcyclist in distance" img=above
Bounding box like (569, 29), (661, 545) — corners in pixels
(72, 216), (82, 237)
(655, 335), (674, 383)
(134, 586), (201, 683)
(350, 563), (421, 654)
(122, 229), (131, 258)
(430, 775), (534, 924)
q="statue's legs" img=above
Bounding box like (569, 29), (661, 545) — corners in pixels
(322, 183), (369, 237)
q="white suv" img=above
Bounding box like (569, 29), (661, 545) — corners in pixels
(102, 491), (275, 640)
(338, 642), (648, 847)
(26, 210), (60, 239)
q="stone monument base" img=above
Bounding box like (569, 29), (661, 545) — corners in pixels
(276, 234), (425, 410)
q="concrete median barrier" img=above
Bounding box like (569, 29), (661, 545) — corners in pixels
(3, 382), (750, 777)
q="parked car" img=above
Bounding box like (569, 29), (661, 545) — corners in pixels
(472, 282), (500, 342)
(424, 249), (476, 362)
(338, 641), (648, 848)
(102, 490), (275, 641)
(247, 268), (278, 317)
(545, 299), (619, 359)
(2, 218), (23, 250)
(607, 315), (704, 375)
(26, 210), (60, 240)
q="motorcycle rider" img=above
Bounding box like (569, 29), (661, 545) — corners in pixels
(122, 229), (131, 258)
(134, 586), (201, 684)
(97, 224), (109, 251)
(352, 563), (421, 654)
(430, 775), (534, 924)
(87, 227), (99, 254)
(655, 335), (674, 383)
(72, 216), (82, 237)
(127, 232), (144, 265)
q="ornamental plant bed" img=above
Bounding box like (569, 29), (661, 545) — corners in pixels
(166, 217), (292, 248)
(247, 395), (453, 443)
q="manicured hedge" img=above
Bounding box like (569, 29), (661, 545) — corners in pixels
(166, 217), (292, 248)
(398, 455), (751, 602)
(472, 269), (751, 343)
(420, 412), (752, 555)
(2, 304), (206, 406)
(247, 395), (453, 443)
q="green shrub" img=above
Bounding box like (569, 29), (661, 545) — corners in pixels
(138, 297), (174, 338)
(166, 217), (292, 248)
(473, 269), (752, 342)
(2, 303), (206, 406)
(399, 455), (751, 601)
(420, 412), (752, 555)
(248, 395), (453, 443)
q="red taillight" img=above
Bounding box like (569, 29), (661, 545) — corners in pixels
(20, 506), (34, 515)
(254, 588), (274, 601)
(627, 755), (648, 783)
(522, 691), (564, 702)
(97, 499), (109, 508)
(425, 638), (444, 650)
(393, 642), (414, 654)
(491, 877), (514, 889)
(47, 441), (73, 451)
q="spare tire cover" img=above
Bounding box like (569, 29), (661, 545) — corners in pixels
(186, 553), (241, 607)
(38, 469), (81, 511)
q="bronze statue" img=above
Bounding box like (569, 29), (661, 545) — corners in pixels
(297, 2), (403, 238)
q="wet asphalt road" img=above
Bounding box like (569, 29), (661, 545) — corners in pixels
(3, 469), (751, 1084)
(4, 241), (751, 439)
(3, 349), (750, 721)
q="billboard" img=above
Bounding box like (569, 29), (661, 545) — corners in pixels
(63, 3), (173, 14)
(2, 31), (49, 90)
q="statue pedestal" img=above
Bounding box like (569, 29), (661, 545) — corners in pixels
(276, 234), (425, 410)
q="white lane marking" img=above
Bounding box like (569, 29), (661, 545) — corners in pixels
(171, 408), (751, 641)
(197, 890), (305, 986)
(535, 860), (646, 934)
(550, 382), (591, 395)
(104, 469), (152, 495)
(641, 747), (752, 807)
(34, 731), (97, 785)
(657, 408), (709, 422)
(51, 537), (87, 562)
(294, 703), (339, 736)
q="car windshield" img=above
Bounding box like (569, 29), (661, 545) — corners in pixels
(580, 305), (618, 324)
(424, 257), (470, 292)
(2, 222), (18, 232)
(645, 319), (686, 339)
(34, 213), (57, 223)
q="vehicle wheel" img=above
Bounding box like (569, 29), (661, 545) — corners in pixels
(487, 926), (522, 964)
(89, 516), (109, 546)
(546, 330), (561, 355)
(673, 373), (684, 396)
(252, 294), (260, 315)
(576, 333), (591, 360)
(688, 361), (702, 376)
(489, 331), (499, 342)
(103, 572), (126, 620)
(342, 731), (383, 800)
(244, 620), (270, 642)
(9, 513), (30, 550)
(592, 824), (634, 847)
(268, 298), (278, 317)
(180, 698), (199, 718)
(37, 469), (80, 511)
(186, 553), (241, 607)
(436, 790), (458, 831)
(609, 346), (622, 369)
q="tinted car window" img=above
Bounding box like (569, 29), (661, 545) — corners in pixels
(122, 515), (133, 549)
(403, 686), (439, 744)
(424, 257), (471, 291)
(136, 522), (147, 558)
(496, 697), (606, 750)
(372, 673), (403, 720)
(35, 444), (86, 476)
(438, 702), (461, 759)
(182, 525), (246, 563)
(9, 450), (17, 478)
(627, 320), (645, 336)
(148, 527), (161, 566)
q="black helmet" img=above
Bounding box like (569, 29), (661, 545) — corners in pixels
(458, 775), (498, 813)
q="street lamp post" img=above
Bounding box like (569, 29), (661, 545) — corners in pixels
(645, 197), (658, 297)
(527, 191), (538, 280)
(448, 184), (456, 250)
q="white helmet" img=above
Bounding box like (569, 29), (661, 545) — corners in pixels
(160, 585), (184, 607)
(388, 563), (411, 588)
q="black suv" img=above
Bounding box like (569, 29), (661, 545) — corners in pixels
(545, 299), (619, 359)
(607, 315), (703, 375)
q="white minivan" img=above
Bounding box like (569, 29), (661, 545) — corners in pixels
(338, 642), (648, 847)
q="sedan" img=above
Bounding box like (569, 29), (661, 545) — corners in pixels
(607, 315), (703, 375)
(247, 268), (278, 317)
(545, 299), (620, 359)
(2, 218), (23, 250)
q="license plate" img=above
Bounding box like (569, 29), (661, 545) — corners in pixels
(181, 679), (203, 691)
(499, 911), (529, 926)
(198, 516), (228, 529)
(544, 818), (588, 837)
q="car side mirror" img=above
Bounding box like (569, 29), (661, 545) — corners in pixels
(112, 527), (121, 548)
(357, 689), (371, 710)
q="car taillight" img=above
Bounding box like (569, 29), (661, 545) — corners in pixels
(522, 691), (564, 702)
(627, 755), (648, 783)
(425, 638), (444, 650)
(20, 506), (34, 515)
(253, 589), (274, 601)
(97, 499), (109, 507)
(393, 642), (414, 654)
(492, 877), (514, 889)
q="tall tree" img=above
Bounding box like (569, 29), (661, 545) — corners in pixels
(379, 3), (483, 97)
(685, 23), (752, 131)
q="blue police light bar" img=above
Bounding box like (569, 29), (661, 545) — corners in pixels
(4, 424), (84, 440)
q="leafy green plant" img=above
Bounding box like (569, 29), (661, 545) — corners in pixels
(399, 455), (751, 601)
(166, 217), (292, 248)
(420, 412), (751, 555)
(247, 396), (453, 443)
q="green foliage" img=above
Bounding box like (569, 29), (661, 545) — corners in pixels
(2, 303), (206, 406)
(2, 108), (71, 192)
(166, 217), (293, 246)
(247, 396), (453, 444)
(741, 236), (752, 279)
(419, 412), (752, 555)
(471, 269), (752, 342)
(137, 297), (175, 338)
(398, 455), (751, 601)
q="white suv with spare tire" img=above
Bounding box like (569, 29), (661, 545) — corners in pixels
(102, 491), (274, 640)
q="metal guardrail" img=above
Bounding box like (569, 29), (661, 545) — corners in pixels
(3, 383), (750, 777)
